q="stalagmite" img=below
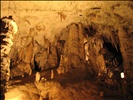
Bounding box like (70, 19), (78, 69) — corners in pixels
(51, 70), (54, 79)
(35, 72), (41, 83)
(84, 42), (89, 61)
(23, 38), (34, 63)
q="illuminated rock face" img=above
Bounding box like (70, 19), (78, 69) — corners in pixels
(0, 16), (18, 99)
(1, 1), (133, 79)
(1, 1), (133, 99)
(5, 81), (101, 100)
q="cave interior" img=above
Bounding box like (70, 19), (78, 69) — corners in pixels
(1, 1), (133, 100)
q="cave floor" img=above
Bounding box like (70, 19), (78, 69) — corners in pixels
(6, 71), (133, 100)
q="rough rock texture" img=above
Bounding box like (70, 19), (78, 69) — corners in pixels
(5, 81), (102, 100)
(57, 23), (86, 74)
(1, 1), (133, 100)
(0, 16), (18, 99)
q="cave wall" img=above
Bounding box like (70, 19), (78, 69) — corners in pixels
(1, 1), (133, 78)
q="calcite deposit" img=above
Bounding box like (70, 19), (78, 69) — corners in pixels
(1, 1), (133, 100)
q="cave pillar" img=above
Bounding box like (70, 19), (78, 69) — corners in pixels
(0, 16), (18, 99)
(117, 26), (130, 71)
(97, 55), (107, 73)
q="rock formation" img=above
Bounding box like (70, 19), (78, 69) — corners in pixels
(1, 1), (133, 100)
(0, 16), (18, 99)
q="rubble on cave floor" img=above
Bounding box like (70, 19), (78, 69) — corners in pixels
(5, 71), (132, 100)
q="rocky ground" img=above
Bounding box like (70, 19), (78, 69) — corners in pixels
(5, 70), (132, 100)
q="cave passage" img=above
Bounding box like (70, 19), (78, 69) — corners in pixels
(102, 38), (123, 71)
